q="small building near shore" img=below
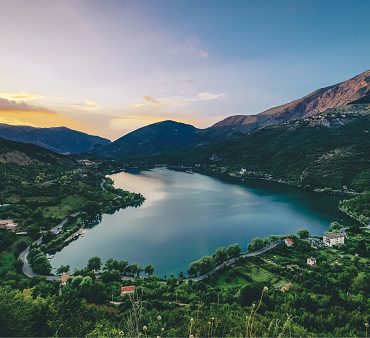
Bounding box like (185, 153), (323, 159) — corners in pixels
(323, 232), (345, 247)
(307, 257), (317, 266)
(60, 274), (70, 286)
(120, 285), (136, 297)
(0, 219), (18, 231)
(284, 238), (294, 247)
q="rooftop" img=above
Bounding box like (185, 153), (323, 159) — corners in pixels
(324, 232), (345, 239)
(121, 285), (136, 294)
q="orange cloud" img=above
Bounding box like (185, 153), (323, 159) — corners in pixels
(0, 92), (44, 101)
(0, 97), (87, 131)
(0, 97), (52, 114)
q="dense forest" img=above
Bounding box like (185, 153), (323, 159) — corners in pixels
(131, 112), (370, 224)
(0, 118), (369, 337)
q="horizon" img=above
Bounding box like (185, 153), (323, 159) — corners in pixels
(1, 0), (370, 139)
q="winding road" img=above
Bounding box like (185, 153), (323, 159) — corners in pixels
(18, 175), (283, 283)
(189, 240), (283, 282)
(18, 212), (80, 280)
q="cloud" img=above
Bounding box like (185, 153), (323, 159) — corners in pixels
(0, 97), (86, 131)
(143, 95), (161, 104)
(73, 99), (102, 111)
(0, 97), (53, 114)
(0, 92), (44, 101)
(129, 91), (225, 110)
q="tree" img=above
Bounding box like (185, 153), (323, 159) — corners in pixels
(248, 238), (267, 252)
(188, 261), (199, 277)
(356, 240), (368, 257)
(87, 256), (101, 272)
(198, 256), (214, 275)
(16, 240), (28, 253)
(127, 263), (141, 277)
(330, 222), (342, 232)
(104, 258), (119, 272)
(117, 259), (128, 274)
(31, 254), (52, 275)
(239, 282), (265, 306)
(297, 229), (309, 239)
(57, 265), (70, 275)
(0, 229), (16, 251)
(227, 243), (241, 258)
(213, 247), (228, 265)
(144, 264), (154, 275)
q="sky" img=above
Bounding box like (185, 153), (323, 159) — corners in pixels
(0, 0), (369, 140)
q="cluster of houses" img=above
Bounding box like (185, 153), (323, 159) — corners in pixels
(78, 159), (97, 167)
(283, 230), (346, 268)
(0, 219), (17, 232)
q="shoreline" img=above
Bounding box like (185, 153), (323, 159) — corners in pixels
(19, 166), (363, 281)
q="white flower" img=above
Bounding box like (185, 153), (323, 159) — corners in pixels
(157, 315), (162, 321)
(143, 326), (147, 331)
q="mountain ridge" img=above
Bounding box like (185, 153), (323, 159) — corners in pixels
(212, 69), (370, 133)
(0, 123), (111, 154)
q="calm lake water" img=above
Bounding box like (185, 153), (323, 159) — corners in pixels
(51, 168), (351, 276)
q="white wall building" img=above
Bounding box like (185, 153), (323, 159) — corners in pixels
(307, 257), (317, 266)
(323, 232), (345, 247)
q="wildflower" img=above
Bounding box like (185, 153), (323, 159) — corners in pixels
(119, 331), (124, 336)
(190, 318), (194, 323)
(263, 286), (268, 292)
(157, 315), (162, 321)
(189, 335), (194, 338)
(156, 336), (161, 338)
(143, 326), (147, 332)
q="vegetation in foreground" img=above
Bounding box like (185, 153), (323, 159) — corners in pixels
(0, 137), (369, 337)
(0, 222), (369, 337)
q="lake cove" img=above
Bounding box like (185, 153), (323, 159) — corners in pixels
(51, 168), (352, 276)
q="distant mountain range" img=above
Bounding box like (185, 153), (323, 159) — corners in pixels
(1, 70), (369, 160)
(0, 124), (110, 154)
(91, 69), (370, 160)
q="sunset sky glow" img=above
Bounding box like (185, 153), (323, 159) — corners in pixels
(1, 0), (369, 140)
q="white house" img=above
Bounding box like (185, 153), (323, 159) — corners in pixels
(307, 257), (317, 266)
(323, 232), (345, 247)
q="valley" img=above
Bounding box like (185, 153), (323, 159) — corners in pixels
(0, 70), (369, 337)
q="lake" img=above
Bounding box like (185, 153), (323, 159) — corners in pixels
(51, 168), (351, 276)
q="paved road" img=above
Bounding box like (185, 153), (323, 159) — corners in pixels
(189, 240), (283, 282)
(19, 213), (80, 280)
(100, 178), (107, 192)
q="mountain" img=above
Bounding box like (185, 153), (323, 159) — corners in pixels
(212, 69), (370, 133)
(0, 124), (111, 154)
(145, 105), (370, 193)
(0, 137), (74, 166)
(92, 70), (370, 161)
(93, 120), (204, 160)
